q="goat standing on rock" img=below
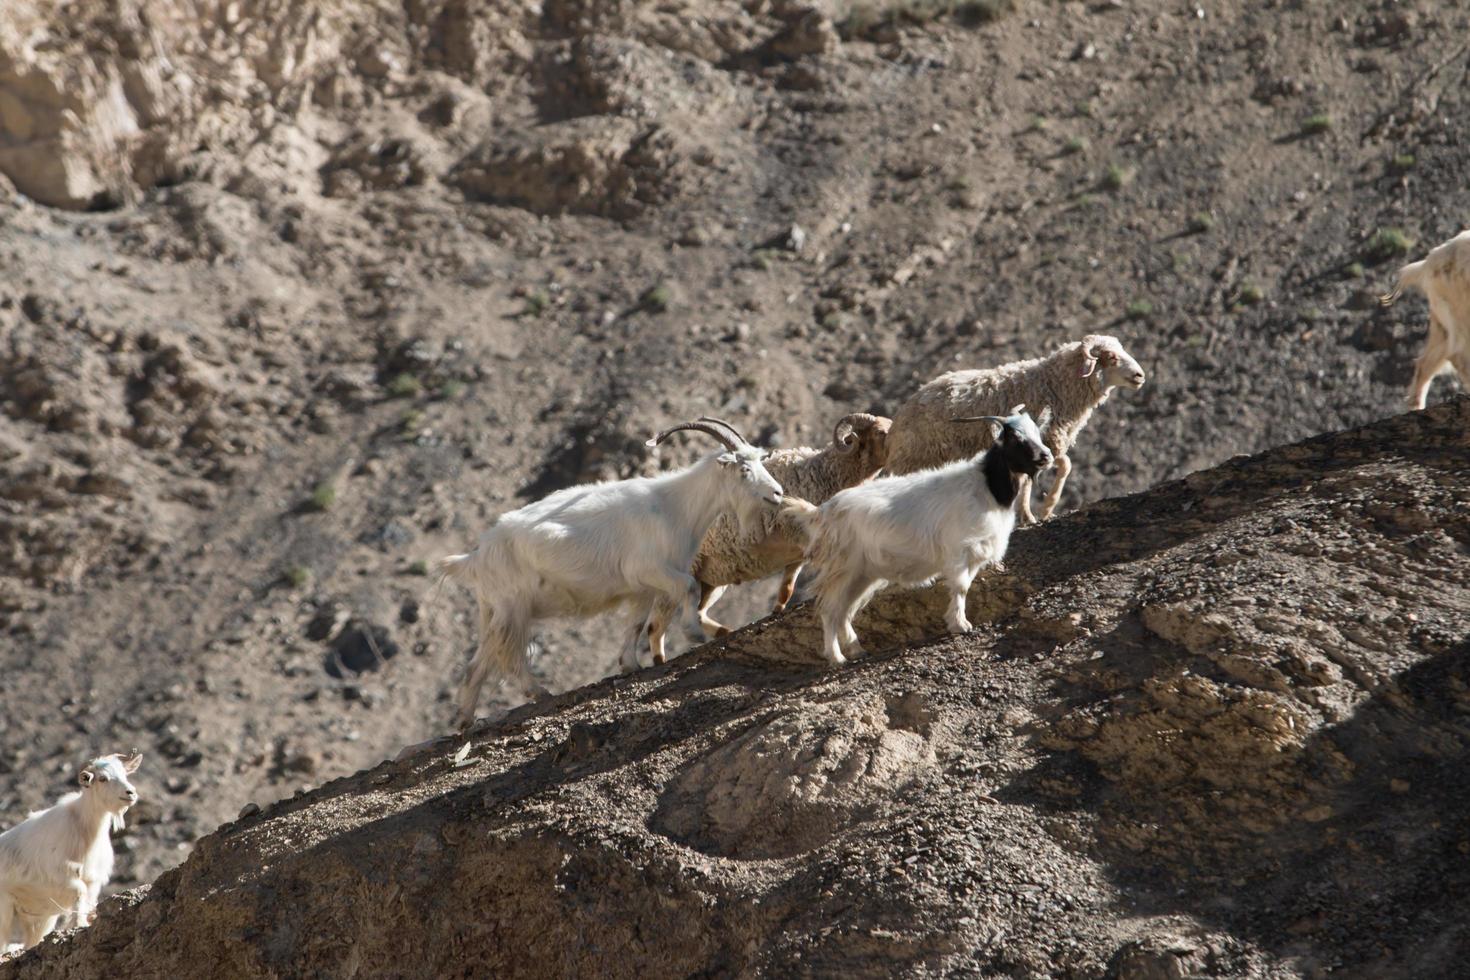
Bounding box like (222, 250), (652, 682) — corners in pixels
(884, 335), (1145, 523)
(0, 753), (142, 955)
(1380, 229), (1470, 410)
(691, 413), (891, 637)
(438, 418), (784, 730)
(784, 407), (1052, 666)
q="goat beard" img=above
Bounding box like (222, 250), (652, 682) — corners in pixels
(734, 502), (773, 539)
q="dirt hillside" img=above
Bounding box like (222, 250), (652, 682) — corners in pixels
(1, 0), (1468, 966)
(5, 398), (1467, 979)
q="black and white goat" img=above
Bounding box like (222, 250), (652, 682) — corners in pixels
(783, 406), (1052, 665)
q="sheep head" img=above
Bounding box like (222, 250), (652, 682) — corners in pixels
(1077, 335), (1146, 389)
(832, 413), (893, 469)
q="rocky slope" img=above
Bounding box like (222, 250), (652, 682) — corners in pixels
(1, 0), (1468, 942)
(4, 397), (1467, 979)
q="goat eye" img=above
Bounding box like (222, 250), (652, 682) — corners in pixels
(99, 774), (110, 782)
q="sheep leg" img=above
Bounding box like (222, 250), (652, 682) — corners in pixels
(772, 563), (803, 613)
(1038, 454), (1072, 521)
(1450, 351), (1470, 393)
(647, 594), (683, 665)
(642, 566), (701, 665)
(0, 895), (12, 952)
(943, 565), (978, 634)
(1408, 315), (1451, 409)
(696, 581), (731, 638)
(1016, 474), (1038, 524)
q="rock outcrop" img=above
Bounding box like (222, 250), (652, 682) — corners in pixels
(5, 399), (1466, 978)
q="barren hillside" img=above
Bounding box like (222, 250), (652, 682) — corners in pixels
(6, 398), (1468, 979)
(1, 0), (1468, 969)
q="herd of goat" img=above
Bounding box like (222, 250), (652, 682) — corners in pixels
(2, 232), (1467, 956)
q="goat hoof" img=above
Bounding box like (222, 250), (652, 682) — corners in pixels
(714, 626), (732, 637)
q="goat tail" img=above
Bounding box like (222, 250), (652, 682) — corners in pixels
(435, 553), (474, 584)
(1381, 258), (1427, 306)
(779, 497), (822, 546)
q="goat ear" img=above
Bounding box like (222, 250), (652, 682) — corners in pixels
(715, 452), (737, 467)
(123, 753), (143, 773)
(1036, 406), (1054, 431)
(1078, 345), (1098, 378)
(1007, 403), (1026, 417)
(78, 770), (95, 786)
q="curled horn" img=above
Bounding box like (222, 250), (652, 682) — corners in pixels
(832, 413), (878, 454)
(645, 421), (738, 452)
(695, 416), (750, 446)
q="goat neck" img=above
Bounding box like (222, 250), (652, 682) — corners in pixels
(980, 446), (1021, 508)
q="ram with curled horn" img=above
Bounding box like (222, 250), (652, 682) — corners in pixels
(689, 410), (893, 638)
(435, 417), (784, 730)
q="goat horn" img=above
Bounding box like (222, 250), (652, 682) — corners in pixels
(695, 415), (749, 445)
(646, 421), (738, 452)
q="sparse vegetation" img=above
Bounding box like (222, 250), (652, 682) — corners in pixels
(1366, 227), (1413, 261)
(1301, 113), (1333, 135)
(400, 408), (424, 433)
(284, 565), (311, 588)
(1125, 299), (1154, 320)
(1390, 153), (1416, 173)
(408, 559), (430, 576)
(437, 379), (465, 400)
(522, 290), (549, 317)
(641, 284), (671, 313)
(1188, 212), (1215, 234)
(1345, 262), (1366, 279)
(1028, 115), (1049, 132)
(385, 372), (421, 398)
(306, 481), (337, 512)
(1101, 163), (1133, 191)
(1062, 136), (1088, 156)
(1237, 282), (1265, 306)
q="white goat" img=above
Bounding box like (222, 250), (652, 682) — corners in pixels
(1381, 229), (1470, 409)
(691, 413), (891, 637)
(0, 753), (141, 954)
(438, 418), (784, 729)
(884, 335), (1145, 523)
(784, 406), (1052, 665)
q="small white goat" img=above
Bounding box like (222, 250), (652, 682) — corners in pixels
(0, 753), (141, 954)
(884, 335), (1144, 523)
(690, 413), (891, 637)
(438, 418), (784, 729)
(784, 406), (1052, 665)
(1381, 229), (1470, 409)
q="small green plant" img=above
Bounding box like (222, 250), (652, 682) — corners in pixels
(284, 565), (311, 588)
(1125, 299), (1154, 320)
(1188, 212), (1215, 234)
(437, 379), (465, 400)
(1366, 227), (1413, 260)
(1075, 99), (1098, 118)
(306, 481), (337, 512)
(1237, 282), (1265, 306)
(1101, 163), (1133, 191)
(523, 290), (549, 316)
(751, 250), (775, 272)
(1345, 261), (1365, 279)
(408, 559), (430, 576)
(385, 372), (421, 399)
(641, 284), (671, 313)
(1074, 192), (1102, 210)
(1028, 115), (1049, 132)
(1390, 153), (1416, 173)
(1301, 113), (1333, 135)
(400, 409), (424, 433)
(1062, 135), (1088, 156)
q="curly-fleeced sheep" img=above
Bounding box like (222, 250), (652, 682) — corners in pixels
(0, 753), (141, 954)
(690, 413), (891, 637)
(783, 407), (1052, 665)
(883, 335), (1145, 523)
(1381, 229), (1470, 409)
(437, 418), (784, 730)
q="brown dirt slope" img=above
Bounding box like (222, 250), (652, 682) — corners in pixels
(4, 398), (1466, 979)
(1, 0), (1469, 933)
